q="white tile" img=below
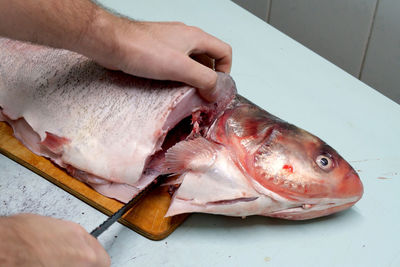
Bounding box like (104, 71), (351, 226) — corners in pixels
(269, 0), (377, 77)
(232, 0), (270, 20)
(361, 0), (400, 104)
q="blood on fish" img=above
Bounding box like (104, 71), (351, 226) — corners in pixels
(282, 164), (293, 173)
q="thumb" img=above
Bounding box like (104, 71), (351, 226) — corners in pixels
(178, 56), (219, 102)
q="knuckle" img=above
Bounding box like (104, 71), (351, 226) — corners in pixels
(188, 25), (202, 34)
(196, 37), (208, 48)
(172, 21), (185, 26)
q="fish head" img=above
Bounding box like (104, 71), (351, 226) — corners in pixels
(210, 99), (363, 220)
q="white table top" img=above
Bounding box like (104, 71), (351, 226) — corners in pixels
(1, 0), (400, 266)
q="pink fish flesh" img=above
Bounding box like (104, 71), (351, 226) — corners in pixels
(0, 38), (363, 220)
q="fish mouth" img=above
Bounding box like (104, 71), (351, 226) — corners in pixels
(267, 197), (359, 220)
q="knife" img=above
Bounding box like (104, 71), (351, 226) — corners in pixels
(90, 175), (167, 238)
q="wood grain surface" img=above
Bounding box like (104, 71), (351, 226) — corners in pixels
(0, 122), (188, 240)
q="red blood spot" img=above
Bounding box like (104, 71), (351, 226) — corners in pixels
(282, 164), (293, 173)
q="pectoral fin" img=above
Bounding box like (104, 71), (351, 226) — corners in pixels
(163, 137), (219, 174)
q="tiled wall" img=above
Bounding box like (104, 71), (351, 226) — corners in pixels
(232, 0), (400, 104)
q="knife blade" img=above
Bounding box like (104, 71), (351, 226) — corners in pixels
(90, 175), (167, 238)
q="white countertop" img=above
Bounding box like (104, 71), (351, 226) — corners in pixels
(1, 0), (400, 266)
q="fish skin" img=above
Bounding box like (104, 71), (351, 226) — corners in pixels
(164, 96), (363, 220)
(0, 38), (188, 184)
(0, 37), (236, 202)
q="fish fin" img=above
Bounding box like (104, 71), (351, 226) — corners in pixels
(164, 137), (218, 173)
(39, 132), (70, 154)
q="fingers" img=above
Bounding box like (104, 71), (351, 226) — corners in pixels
(99, 19), (232, 102)
(96, 244), (111, 267)
(84, 233), (111, 267)
(64, 220), (110, 267)
(184, 28), (232, 101)
(175, 56), (217, 102)
(190, 54), (214, 69)
(190, 29), (232, 74)
(18, 214), (111, 267)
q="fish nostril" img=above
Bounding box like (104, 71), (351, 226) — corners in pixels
(340, 169), (363, 198)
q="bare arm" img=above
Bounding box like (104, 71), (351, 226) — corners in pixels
(0, 0), (232, 101)
(0, 214), (110, 267)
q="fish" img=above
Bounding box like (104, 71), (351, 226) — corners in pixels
(163, 96), (363, 219)
(0, 37), (363, 220)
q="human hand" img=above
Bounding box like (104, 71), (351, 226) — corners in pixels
(0, 1), (232, 101)
(82, 12), (232, 102)
(0, 213), (110, 267)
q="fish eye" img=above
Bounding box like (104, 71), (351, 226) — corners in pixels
(316, 154), (334, 171)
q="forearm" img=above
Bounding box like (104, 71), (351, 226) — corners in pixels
(0, 0), (113, 57)
(0, 0), (232, 100)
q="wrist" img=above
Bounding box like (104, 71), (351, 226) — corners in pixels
(74, 7), (122, 68)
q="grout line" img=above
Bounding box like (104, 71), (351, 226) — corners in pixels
(358, 0), (380, 80)
(266, 0), (272, 23)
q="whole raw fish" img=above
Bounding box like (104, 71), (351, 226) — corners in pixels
(0, 38), (363, 220)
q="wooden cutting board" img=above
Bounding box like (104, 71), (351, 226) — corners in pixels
(0, 122), (189, 240)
